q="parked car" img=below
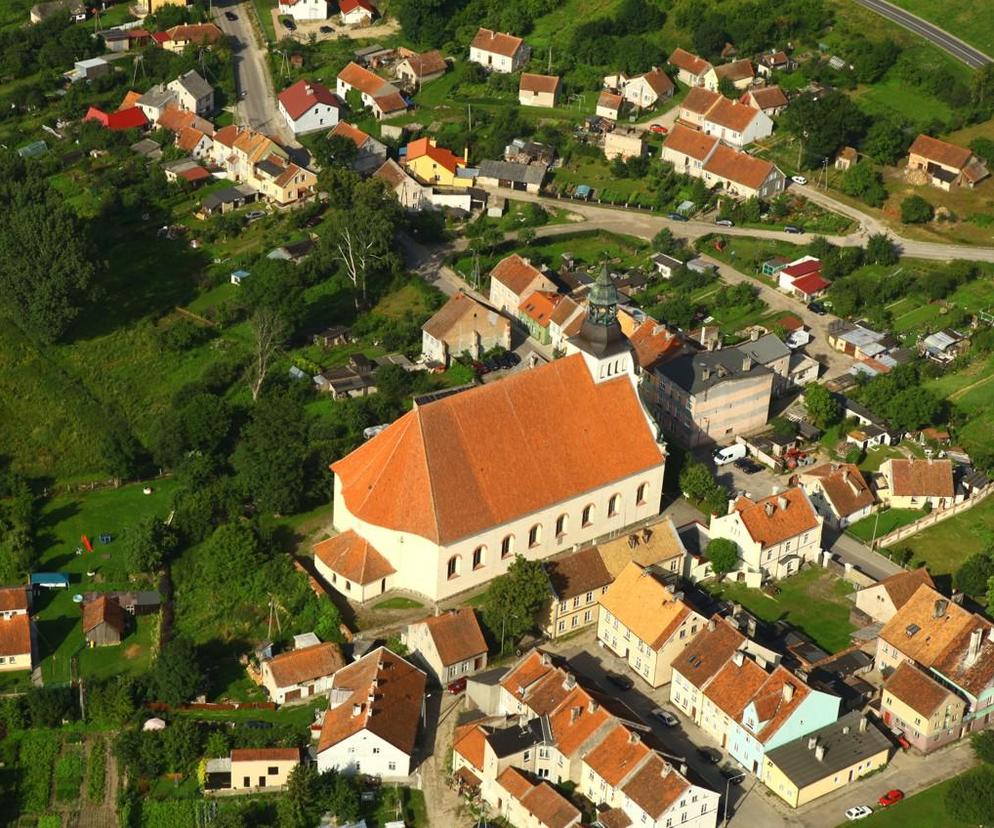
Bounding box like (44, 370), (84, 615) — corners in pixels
(245, 210), (267, 221)
(734, 457), (763, 474)
(282, 16), (296, 29)
(605, 672), (634, 691)
(696, 747), (721, 764)
(845, 806), (873, 821)
(720, 766), (744, 784)
(651, 708), (678, 727)
(320, 25), (334, 33)
(791, 175), (808, 185)
(713, 443), (747, 466)
(784, 224), (804, 234)
(715, 218), (734, 227)
(224, 10), (238, 20)
(649, 124), (668, 135)
(879, 790), (904, 807)
(807, 301), (827, 315)
(667, 212), (689, 222)
(447, 677), (467, 694)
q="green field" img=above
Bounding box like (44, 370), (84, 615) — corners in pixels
(847, 508), (926, 543)
(900, 491), (994, 575)
(839, 774), (968, 828)
(706, 568), (856, 653)
(890, 0), (994, 56)
(926, 355), (994, 473)
(854, 75), (954, 128)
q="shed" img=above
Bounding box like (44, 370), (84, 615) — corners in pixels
(231, 270), (250, 286)
(82, 595), (128, 647)
(30, 573), (69, 589)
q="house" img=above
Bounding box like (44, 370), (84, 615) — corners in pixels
(375, 158), (429, 208)
(336, 63), (407, 120)
(396, 50), (448, 86)
(518, 291), (563, 345)
(421, 292), (510, 367)
(313, 531), (395, 602)
(136, 85), (177, 123)
(880, 661), (965, 753)
(854, 568), (935, 625)
(30, 0), (86, 23)
(313, 366), (377, 399)
(403, 137), (466, 186)
(920, 329), (968, 363)
(704, 59), (755, 91)
(597, 561), (707, 687)
(757, 50), (792, 76)
(547, 296), (585, 351)
(670, 616), (749, 723)
(876, 458), (956, 510)
(469, 28), (530, 73)
(340, 0), (375, 25)
(176, 126), (213, 160)
(316, 647), (427, 777)
(476, 159), (547, 193)
(268, 238), (316, 263)
(519, 74), (561, 108)
(835, 146), (858, 171)
(161, 159), (211, 185)
(327, 308), (666, 603)
(709, 488), (823, 583)
(156, 23), (224, 53)
(662, 125), (783, 199)
(329, 122), (387, 175)
(762, 712), (891, 808)
(543, 546), (613, 639)
(198, 185), (259, 217)
(603, 128), (644, 161)
(778, 257), (829, 300)
(669, 47), (713, 87)
(402, 608), (488, 685)
(84, 106), (148, 132)
(82, 596), (128, 647)
(0, 590), (33, 673)
(0, 587), (30, 621)
(260, 641), (344, 704)
(252, 156), (318, 206)
(799, 463), (876, 529)
(737, 332), (792, 397)
(678, 88), (721, 130)
(167, 70), (214, 116)
(615, 67), (675, 109)
(698, 651), (770, 747)
(907, 134), (989, 190)
(228, 748), (301, 791)
(72, 57), (110, 82)
(702, 96), (773, 148)
(278, 79), (341, 135)
(595, 91), (623, 121)
(276, 0), (327, 21)
(628, 319), (685, 376)
(740, 86), (788, 117)
(488, 254), (557, 314)
(491, 769), (581, 828)
(649, 253), (684, 280)
(647, 344), (775, 448)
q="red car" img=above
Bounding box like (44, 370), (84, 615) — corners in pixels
(649, 124), (668, 135)
(447, 677), (467, 694)
(878, 790), (904, 807)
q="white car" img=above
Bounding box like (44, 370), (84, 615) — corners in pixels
(651, 708), (679, 727)
(791, 175), (808, 185)
(845, 805), (873, 820)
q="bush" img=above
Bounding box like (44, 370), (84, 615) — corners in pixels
(901, 195), (934, 224)
(954, 550), (994, 596)
(54, 745), (84, 802)
(87, 740), (107, 802)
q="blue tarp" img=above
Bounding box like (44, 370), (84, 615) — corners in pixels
(575, 184), (592, 198)
(30, 573), (69, 588)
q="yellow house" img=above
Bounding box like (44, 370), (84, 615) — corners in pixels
(229, 748), (301, 791)
(762, 712), (891, 808)
(876, 458), (957, 511)
(403, 137), (466, 186)
(881, 661), (965, 753)
(543, 546), (612, 639)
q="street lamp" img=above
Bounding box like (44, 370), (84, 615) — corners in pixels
(723, 773), (746, 825)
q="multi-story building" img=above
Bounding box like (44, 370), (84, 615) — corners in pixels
(543, 546), (612, 639)
(0, 587), (33, 673)
(167, 70), (214, 116)
(277, 79), (341, 135)
(799, 463), (876, 530)
(487, 254), (557, 315)
(403, 137), (467, 186)
(469, 28), (531, 73)
(260, 641), (344, 705)
(421, 292), (511, 367)
(668, 47), (713, 87)
(881, 661), (965, 753)
(876, 458), (958, 510)
(402, 608), (488, 686)
(854, 568), (935, 625)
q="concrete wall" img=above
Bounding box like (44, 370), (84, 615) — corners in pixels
(230, 757), (298, 790)
(318, 729), (413, 778)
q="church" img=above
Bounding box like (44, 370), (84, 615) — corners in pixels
(314, 266), (668, 603)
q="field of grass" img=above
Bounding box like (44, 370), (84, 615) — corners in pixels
(901, 488), (994, 574)
(847, 508), (926, 543)
(372, 597), (424, 610)
(889, 0), (994, 56)
(926, 355), (994, 470)
(840, 774), (966, 828)
(707, 568), (856, 653)
(854, 76), (954, 128)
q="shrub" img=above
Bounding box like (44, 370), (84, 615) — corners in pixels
(901, 195), (934, 224)
(87, 740), (106, 803)
(54, 745), (84, 803)
(18, 731), (60, 813)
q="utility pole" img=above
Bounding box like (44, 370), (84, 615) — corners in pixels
(547, 47), (552, 73)
(467, 103), (473, 132)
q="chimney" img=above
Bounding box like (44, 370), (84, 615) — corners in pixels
(934, 599), (948, 618)
(588, 699), (599, 714)
(771, 485), (781, 495)
(968, 627), (984, 664)
(859, 716), (868, 733)
(742, 355), (753, 372)
(815, 744), (826, 761)
(782, 682), (795, 702)
(842, 724), (850, 735)
(708, 617), (716, 632)
(628, 730), (641, 745)
(764, 501), (775, 517)
(673, 591), (684, 602)
(807, 736), (818, 750)
(564, 673), (577, 690)
(540, 652), (552, 666)
(351, 703), (362, 717)
(777, 495), (788, 511)
(642, 527), (653, 542)
(751, 328), (760, 341)
(700, 364), (711, 382)
(628, 534), (640, 549)
(463, 146), (469, 164)
(570, 706), (582, 723)
(680, 761), (688, 776)
(732, 650), (745, 667)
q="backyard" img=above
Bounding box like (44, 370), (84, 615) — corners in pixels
(847, 508), (926, 544)
(837, 774), (969, 828)
(899, 494), (994, 576)
(706, 567), (856, 653)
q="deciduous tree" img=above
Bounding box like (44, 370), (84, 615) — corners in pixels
(706, 538), (739, 579)
(483, 555), (549, 651)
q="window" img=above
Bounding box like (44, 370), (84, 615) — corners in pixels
(559, 601), (568, 613)
(501, 535), (513, 559)
(447, 556), (460, 580)
(267, 766), (278, 775)
(573, 596), (580, 608)
(608, 494), (621, 517)
(528, 524), (541, 548)
(585, 591), (593, 603)
(584, 609), (592, 622)
(572, 615), (579, 628)
(558, 620), (565, 632)
(582, 504), (594, 526)
(555, 513), (567, 537)
(472, 546), (485, 570)
(372, 747), (380, 754)
(523, 750), (531, 762)
(388, 761), (397, 771)
(637, 482), (649, 505)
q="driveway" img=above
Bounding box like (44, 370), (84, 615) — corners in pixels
(271, 10), (401, 42)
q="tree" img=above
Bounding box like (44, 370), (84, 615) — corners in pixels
(780, 92), (868, 166)
(705, 538), (739, 579)
(318, 770), (360, 823)
(332, 180), (400, 309)
(955, 551), (994, 596)
(246, 310), (287, 402)
(679, 459), (716, 502)
(123, 516), (179, 574)
(840, 162), (888, 207)
(946, 766), (994, 824)
(483, 555), (549, 652)
(861, 119), (909, 165)
(804, 384), (841, 428)
(865, 233), (899, 265)
(279, 763), (322, 828)
(151, 636), (202, 706)
(900, 195), (934, 224)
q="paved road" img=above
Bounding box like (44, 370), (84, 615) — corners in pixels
(854, 0), (992, 68)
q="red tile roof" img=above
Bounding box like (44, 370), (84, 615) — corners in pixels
(164, 23), (223, 45)
(621, 753), (689, 820)
(884, 660), (955, 716)
(548, 685), (611, 758)
(908, 134), (973, 170)
(497, 766), (535, 799)
(267, 642), (344, 688)
(471, 28), (525, 58)
(802, 463), (875, 519)
(669, 47), (711, 76)
(704, 656), (768, 719)
(714, 59), (754, 83)
(636, 68), (675, 97)
(520, 73), (561, 94)
(453, 723), (488, 769)
(400, 50), (447, 78)
(339, 0), (375, 13)
(82, 596), (127, 636)
(681, 87), (721, 115)
(0, 587), (28, 614)
(416, 608), (487, 666)
(674, 616), (745, 689)
(313, 530), (396, 585)
(230, 747), (300, 762)
(330, 121), (371, 148)
(544, 546), (612, 600)
(879, 584), (975, 666)
(731, 488), (820, 548)
(597, 91), (623, 111)
(177, 127), (208, 152)
(0, 614), (31, 659)
(278, 79), (341, 120)
(405, 137), (464, 174)
(84, 106), (149, 131)
(628, 320), (683, 372)
(663, 124), (718, 161)
(746, 666), (813, 743)
(583, 723), (650, 786)
(885, 458), (954, 498)
(703, 143), (778, 190)
(520, 781), (581, 828)
(500, 650), (560, 707)
(879, 568), (936, 611)
(372, 90), (408, 115)
(598, 562), (695, 650)
(338, 61), (392, 97)
(743, 85), (788, 110)
(490, 253), (548, 296)
(790, 272), (830, 296)
(331, 353), (665, 545)
(781, 258), (821, 278)
(703, 96), (761, 133)
(519, 290), (561, 328)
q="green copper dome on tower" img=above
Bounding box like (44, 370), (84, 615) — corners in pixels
(587, 261), (620, 326)
(575, 260), (625, 357)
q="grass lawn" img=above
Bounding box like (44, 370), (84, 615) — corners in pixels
(848, 508), (926, 543)
(372, 597), (424, 610)
(698, 234), (805, 275)
(251, 0), (278, 43)
(854, 75), (953, 129)
(889, 0), (994, 55)
(901, 493), (994, 575)
(926, 355), (994, 468)
(364, 786), (428, 827)
(840, 774), (967, 828)
(707, 568), (856, 653)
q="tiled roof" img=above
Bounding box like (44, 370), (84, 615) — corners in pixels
(636, 68), (674, 97)
(597, 91), (623, 110)
(278, 79), (340, 120)
(703, 143), (777, 190)
(401, 50), (447, 77)
(885, 458), (954, 498)
(339, 0), (375, 13)
(372, 90), (408, 115)
(416, 608), (487, 666)
(908, 134), (973, 170)
(164, 23), (222, 44)
(884, 660), (953, 716)
(704, 656), (768, 719)
(520, 781), (581, 828)
(731, 488), (820, 549)
(548, 296), (580, 327)
(82, 595), (127, 635)
(331, 353), (665, 545)
(318, 647), (426, 755)
(879, 584), (974, 666)
(84, 106), (148, 131)
(453, 722), (488, 769)
(330, 121), (371, 148)
(519, 290), (561, 327)
(781, 257), (821, 278)
(597, 807), (632, 828)
(933, 618), (994, 697)
(681, 87), (721, 115)
(674, 616), (745, 689)
(714, 59), (754, 83)
(422, 292), (507, 341)
(544, 546), (613, 600)
(267, 642), (344, 688)
(802, 463), (875, 519)
(791, 273), (830, 296)
(669, 47), (711, 76)
(703, 96), (761, 133)
(621, 753), (689, 820)
(663, 124), (718, 162)
(744, 85), (788, 109)
(119, 90), (142, 110)
(548, 685), (611, 758)
(374, 158), (413, 188)
(313, 530), (396, 585)
(497, 766), (535, 799)
(0, 587), (28, 613)
(177, 127), (208, 152)
(628, 320), (683, 372)
(597, 518), (686, 579)
(230, 747), (300, 762)
(405, 137), (464, 174)
(490, 253), (547, 296)
(0, 613), (31, 658)
(747, 666), (813, 743)
(500, 650), (561, 707)
(471, 28), (525, 58)
(520, 73), (561, 94)
(597, 562), (694, 649)
(338, 61), (392, 97)
(583, 723), (650, 786)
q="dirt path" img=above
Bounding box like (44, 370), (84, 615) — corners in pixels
(418, 696), (465, 827)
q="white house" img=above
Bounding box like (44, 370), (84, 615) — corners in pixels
(339, 0), (375, 25)
(668, 47), (713, 87)
(336, 62), (407, 119)
(702, 96), (773, 148)
(402, 607), (488, 685)
(799, 463), (876, 529)
(166, 70), (214, 116)
(616, 67), (674, 109)
(469, 28), (530, 73)
(316, 647), (426, 778)
(277, 78), (342, 135)
(277, 0), (327, 21)
(260, 641), (344, 704)
(487, 253), (556, 314)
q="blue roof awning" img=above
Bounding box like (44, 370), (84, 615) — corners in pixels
(30, 573), (70, 587)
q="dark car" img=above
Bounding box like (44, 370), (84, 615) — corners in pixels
(447, 677), (467, 695)
(282, 16), (296, 29)
(720, 766), (744, 784)
(697, 746), (722, 764)
(784, 224), (804, 234)
(320, 25), (334, 33)
(224, 10), (237, 20)
(734, 458), (763, 474)
(605, 672), (634, 691)
(807, 301), (827, 315)
(667, 212), (689, 222)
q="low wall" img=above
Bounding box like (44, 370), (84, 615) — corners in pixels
(878, 487), (993, 548)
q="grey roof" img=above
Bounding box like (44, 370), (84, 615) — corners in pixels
(651, 252), (683, 270)
(137, 85), (176, 110)
(477, 159), (547, 186)
(922, 329), (962, 353)
(838, 325), (885, 348)
(485, 718), (549, 758)
(256, 158), (285, 178)
(173, 69), (213, 100)
(765, 712), (891, 789)
(738, 333), (790, 366)
(655, 347), (772, 395)
(469, 666), (509, 687)
(201, 185), (257, 211)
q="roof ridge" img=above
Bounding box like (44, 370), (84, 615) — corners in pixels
(415, 407), (442, 544)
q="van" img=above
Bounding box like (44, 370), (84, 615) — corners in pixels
(713, 443), (748, 465)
